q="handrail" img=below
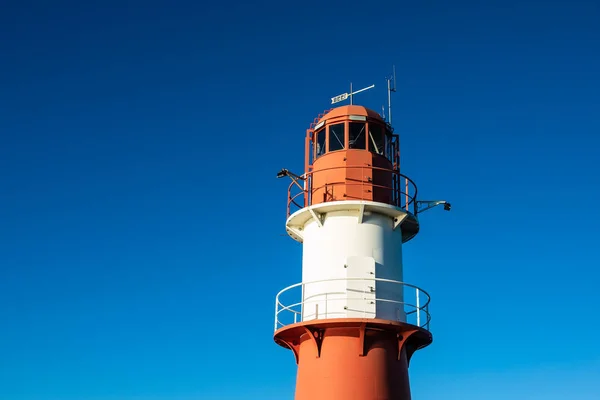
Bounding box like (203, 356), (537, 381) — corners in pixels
(286, 165), (418, 218)
(274, 277), (431, 332)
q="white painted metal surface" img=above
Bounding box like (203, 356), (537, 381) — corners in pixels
(285, 200), (415, 243)
(345, 256), (376, 318)
(285, 201), (412, 322)
(274, 278), (431, 332)
(302, 208), (404, 321)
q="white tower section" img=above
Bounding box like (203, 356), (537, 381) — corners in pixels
(285, 200), (419, 323)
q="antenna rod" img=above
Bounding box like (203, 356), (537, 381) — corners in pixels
(387, 65), (397, 125)
(387, 77), (392, 125)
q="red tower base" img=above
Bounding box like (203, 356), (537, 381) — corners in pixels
(274, 319), (432, 400)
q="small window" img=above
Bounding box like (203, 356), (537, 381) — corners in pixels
(315, 128), (326, 158)
(349, 122), (366, 149)
(329, 123), (345, 152)
(368, 124), (385, 155)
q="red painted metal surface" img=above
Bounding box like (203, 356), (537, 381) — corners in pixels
(274, 319), (431, 400)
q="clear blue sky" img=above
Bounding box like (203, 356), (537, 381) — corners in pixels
(1, 0), (599, 399)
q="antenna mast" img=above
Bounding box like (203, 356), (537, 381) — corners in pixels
(386, 65), (397, 125)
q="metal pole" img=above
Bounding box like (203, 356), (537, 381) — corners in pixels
(405, 178), (409, 211)
(301, 283), (305, 321)
(274, 296), (279, 331)
(350, 82), (353, 105)
(416, 288), (421, 327)
(387, 78), (392, 125)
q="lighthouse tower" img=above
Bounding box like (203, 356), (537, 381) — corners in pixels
(274, 92), (449, 399)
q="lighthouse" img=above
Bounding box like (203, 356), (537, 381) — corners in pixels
(273, 87), (449, 399)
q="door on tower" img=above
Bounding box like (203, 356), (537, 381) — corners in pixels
(345, 256), (376, 318)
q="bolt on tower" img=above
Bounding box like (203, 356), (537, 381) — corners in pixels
(274, 96), (449, 399)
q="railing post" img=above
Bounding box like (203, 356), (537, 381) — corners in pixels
(308, 174), (312, 206)
(316, 303), (319, 319)
(274, 297), (279, 332)
(287, 184), (291, 217)
(405, 177), (409, 211)
(303, 173), (307, 207)
(301, 283), (305, 321)
(416, 288), (421, 327)
(325, 292), (328, 318)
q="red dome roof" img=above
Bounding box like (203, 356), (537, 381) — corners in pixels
(318, 105), (384, 124)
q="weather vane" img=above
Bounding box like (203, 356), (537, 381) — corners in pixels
(331, 83), (375, 105)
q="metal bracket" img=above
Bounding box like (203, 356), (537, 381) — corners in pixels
(357, 203), (365, 224)
(416, 200), (451, 214)
(286, 226), (304, 240)
(393, 214), (408, 230)
(309, 208), (324, 227)
(358, 323), (367, 356)
(303, 327), (323, 358)
(275, 338), (301, 364)
(397, 330), (418, 361)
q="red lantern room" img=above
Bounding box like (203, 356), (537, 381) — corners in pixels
(287, 104), (420, 241)
(309, 105), (398, 206)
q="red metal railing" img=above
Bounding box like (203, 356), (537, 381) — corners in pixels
(287, 165), (418, 218)
(309, 109), (333, 130)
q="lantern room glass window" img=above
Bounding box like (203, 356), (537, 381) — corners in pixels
(368, 124), (385, 155)
(315, 128), (326, 158)
(329, 123), (345, 152)
(349, 122), (366, 149)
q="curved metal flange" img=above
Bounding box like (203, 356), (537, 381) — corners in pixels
(303, 326), (323, 358)
(274, 318), (432, 365)
(285, 200), (420, 243)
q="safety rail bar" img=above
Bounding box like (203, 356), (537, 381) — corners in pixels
(308, 108), (333, 130)
(274, 277), (431, 332)
(286, 165), (418, 218)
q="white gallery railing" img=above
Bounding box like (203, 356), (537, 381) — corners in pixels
(274, 277), (431, 332)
